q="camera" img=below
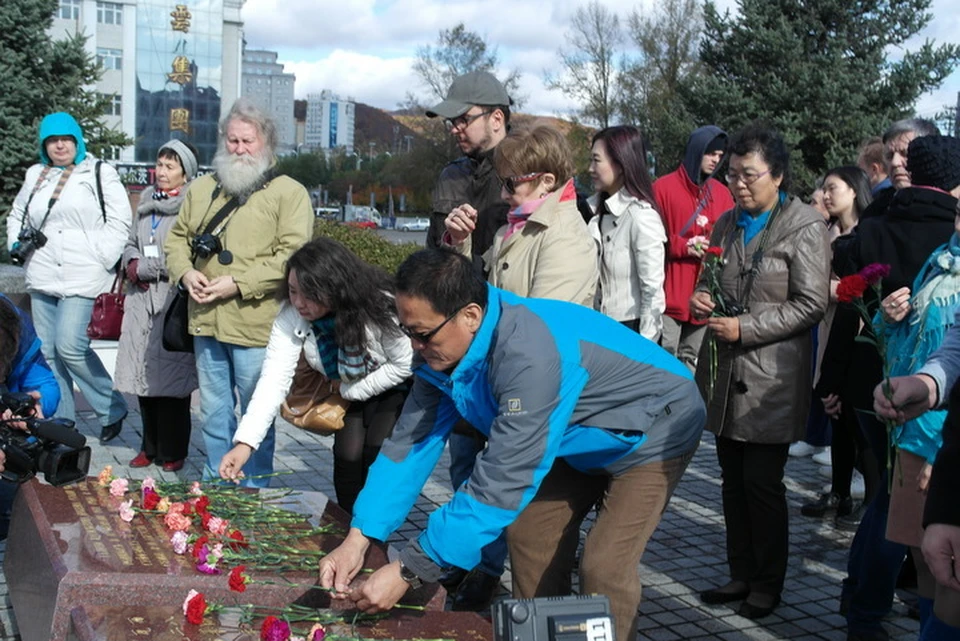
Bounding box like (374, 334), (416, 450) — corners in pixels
(493, 595), (615, 641)
(191, 233), (222, 260)
(0, 392), (91, 487)
(9, 227), (48, 266)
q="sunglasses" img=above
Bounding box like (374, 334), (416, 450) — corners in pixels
(399, 307), (464, 344)
(501, 172), (545, 195)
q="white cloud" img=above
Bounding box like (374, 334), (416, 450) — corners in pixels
(244, 0), (960, 120)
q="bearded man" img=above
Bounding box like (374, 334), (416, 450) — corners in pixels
(165, 98), (313, 486)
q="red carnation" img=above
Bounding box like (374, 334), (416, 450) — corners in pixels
(228, 529), (248, 551)
(260, 616), (291, 641)
(181, 502), (193, 516)
(229, 565), (248, 593)
(191, 535), (209, 560)
(859, 263), (891, 286)
(185, 592), (207, 625)
(142, 488), (161, 511)
(195, 496), (211, 513)
(705, 246), (724, 257)
(200, 510), (213, 529)
(836, 274), (869, 303)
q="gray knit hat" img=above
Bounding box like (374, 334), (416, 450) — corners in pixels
(907, 135), (960, 192)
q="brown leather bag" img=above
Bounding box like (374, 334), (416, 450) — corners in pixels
(279, 352), (350, 435)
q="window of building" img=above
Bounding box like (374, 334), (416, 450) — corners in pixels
(99, 93), (122, 116)
(58, 0), (81, 19)
(97, 48), (122, 71)
(97, 1), (122, 25)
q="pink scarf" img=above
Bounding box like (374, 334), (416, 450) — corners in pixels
(503, 193), (550, 241)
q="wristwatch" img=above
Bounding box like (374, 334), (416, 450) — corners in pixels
(397, 559), (423, 589)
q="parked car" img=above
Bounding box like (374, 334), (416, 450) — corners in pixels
(345, 220), (378, 230)
(399, 218), (430, 232)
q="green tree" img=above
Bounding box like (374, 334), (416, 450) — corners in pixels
(683, 0), (960, 193)
(0, 0), (133, 260)
(276, 152), (330, 192)
(544, 1), (622, 129)
(619, 0), (704, 174)
(407, 23), (523, 108)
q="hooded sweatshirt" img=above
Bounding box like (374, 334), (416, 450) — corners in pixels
(38, 112), (87, 166)
(653, 126), (735, 323)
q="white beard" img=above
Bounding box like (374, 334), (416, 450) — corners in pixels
(212, 149), (272, 199)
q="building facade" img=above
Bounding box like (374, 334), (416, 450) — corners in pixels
(50, 0), (244, 164)
(241, 49), (296, 152)
(305, 91), (355, 153)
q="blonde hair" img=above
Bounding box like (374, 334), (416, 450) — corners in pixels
(493, 123), (574, 187)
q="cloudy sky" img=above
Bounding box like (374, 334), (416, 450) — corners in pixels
(242, 0), (959, 123)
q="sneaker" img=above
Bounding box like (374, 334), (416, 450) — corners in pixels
(822, 482), (833, 494)
(812, 447), (832, 466)
(789, 442), (823, 457)
(850, 470), (866, 499)
(819, 465), (833, 479)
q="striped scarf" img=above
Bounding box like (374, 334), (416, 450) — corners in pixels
(311, 316), (370, 382)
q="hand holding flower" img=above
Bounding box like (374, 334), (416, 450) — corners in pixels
(881, 287), (912, 323)
(706, 316), (741, 343)
(348, 561), (411, 614)
(689, 291), (716, 321)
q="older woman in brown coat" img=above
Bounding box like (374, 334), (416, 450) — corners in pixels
(690, 124), (830, 619)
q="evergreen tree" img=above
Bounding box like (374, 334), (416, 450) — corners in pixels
(0, 0), (132, 259)
(683, 0), (959, 192)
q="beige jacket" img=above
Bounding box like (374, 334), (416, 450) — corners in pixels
(451, 180), (598, 307)
(164, 172), (314, 347)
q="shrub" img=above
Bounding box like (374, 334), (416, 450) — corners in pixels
(312, 220), (420, 274)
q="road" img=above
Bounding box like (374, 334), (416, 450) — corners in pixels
(377, 229), (427, 246)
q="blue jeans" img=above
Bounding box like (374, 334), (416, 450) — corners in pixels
(449, 431), (508, 576)
(29, 293), (127, 425)
(195, 337), (273, 488)
(844, 412), (906, 637)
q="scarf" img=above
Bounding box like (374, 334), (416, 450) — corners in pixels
(311, 316), (369, 382)
(152, 187), (182, 200)
(735, 192), (785, 246)
(503, 192), (550, 242)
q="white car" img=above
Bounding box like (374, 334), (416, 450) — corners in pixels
(399, 218), (430, 232)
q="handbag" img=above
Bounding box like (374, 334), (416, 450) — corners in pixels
(86, 270), (125, 340)
(279, 352), (351, 435)
(162, 286), (193, 353)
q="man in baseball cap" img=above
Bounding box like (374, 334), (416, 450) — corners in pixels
(422, 69), (514, 611)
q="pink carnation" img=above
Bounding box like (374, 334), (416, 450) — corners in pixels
(206, 516), (229, 536)
(171, 531), (189, 555)
(197, 560), (221, 575)
(189, 481), (203, 495)
(141, 476), (156, 491)
(109, 478), (129, 497)
(164, 511), (192, 531)
(696, 214), (709, 228)
(118, 500), (135, 522)
(209, 543), (223, 563)
(183, 589), (201, 616)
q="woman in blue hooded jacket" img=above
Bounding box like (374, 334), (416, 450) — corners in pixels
(5, 113), (130, 444)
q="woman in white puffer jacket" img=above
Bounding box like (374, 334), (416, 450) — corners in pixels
(6, 112), (130, 442)
(218, 237), (413, 513)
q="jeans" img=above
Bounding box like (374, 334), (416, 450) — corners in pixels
(449, 430), (508, 576)
(844, 412), (906, 637)
(194, 337), (273, 488)
(29, 293), (127, 425)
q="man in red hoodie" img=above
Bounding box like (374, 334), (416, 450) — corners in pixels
(653, 126), (734, 372)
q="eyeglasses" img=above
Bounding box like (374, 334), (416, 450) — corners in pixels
(444, 110), (493, 131)
(501, 172), (545, 195)
(399, 307), (464, 344)
(725, 169), (771, 185)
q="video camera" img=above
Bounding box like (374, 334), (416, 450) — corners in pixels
(493, 595), (615, 641)
(0, 391), (91, 486)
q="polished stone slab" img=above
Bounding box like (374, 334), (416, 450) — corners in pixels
(5, 479), (444, 641)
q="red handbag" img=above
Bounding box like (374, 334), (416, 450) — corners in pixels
(86, 270), (125, 340)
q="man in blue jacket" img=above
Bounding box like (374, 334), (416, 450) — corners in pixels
(319, 249), (706, 641)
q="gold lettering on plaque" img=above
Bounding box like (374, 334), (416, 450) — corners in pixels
(170, 4), (192, 32)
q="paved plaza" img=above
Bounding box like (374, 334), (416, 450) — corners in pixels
(0, 396), (922, 641)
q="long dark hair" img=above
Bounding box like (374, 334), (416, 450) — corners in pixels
(591, 125), (659, 212)
(281, 237), (401, 351)
(0, 298), (22, 384)
(824, 165), (873, 217)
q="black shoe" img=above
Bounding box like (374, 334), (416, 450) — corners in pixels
(438, 567), (468, 590)
(801, 492), (841, 517)
(847, 628), (890, 641)
(700, 580), (750, 605)
(451, 569), (500, 611)
(836, 502), (866, 531)
(836, 496), (858, 518)
(99, 417), (124, 444)
(738, 593), (781, 619)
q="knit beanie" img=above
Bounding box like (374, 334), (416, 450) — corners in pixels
(907, 135), (960, 192)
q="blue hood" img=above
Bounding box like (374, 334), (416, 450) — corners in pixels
(38, 112), (87, 166)
(681, 125), (727, 186)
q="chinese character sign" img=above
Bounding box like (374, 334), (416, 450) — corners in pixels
(167, 56), (193, 85)
(170, 108), (190, 133)
(170, 4), (191, 32)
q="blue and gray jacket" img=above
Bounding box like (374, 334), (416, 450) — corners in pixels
(351, 286), (706, 581)
(3, 294), (60, 417)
